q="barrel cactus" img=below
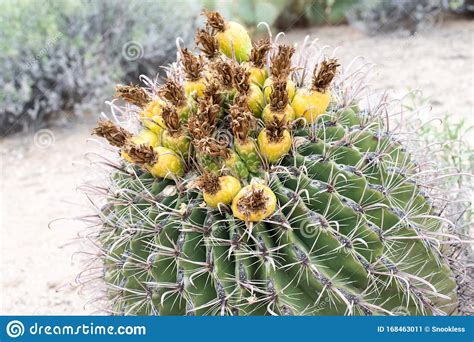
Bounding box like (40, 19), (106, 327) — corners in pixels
(84, 10), (470, 316)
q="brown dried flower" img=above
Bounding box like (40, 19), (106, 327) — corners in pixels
(114, 84), (150, 108)
(270, 45), (295, 80)
(195, 29), (220, 60)
(249, 38), (271, 68)
(312, 59), (339, 92)
(92, 120), (131, 147)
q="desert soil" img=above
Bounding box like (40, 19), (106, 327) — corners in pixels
(0, 19), (472, 315)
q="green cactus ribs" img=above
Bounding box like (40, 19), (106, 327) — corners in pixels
(84, 10), (467, 316)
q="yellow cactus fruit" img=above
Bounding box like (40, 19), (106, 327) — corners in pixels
(263, 77), (296, 104)
(140, 98), (166, 136)
(184, 79), (206, 98)
(262, 80), (295, 125)
(158, 77), (194, 122)
(160, 105), (191, 158)
(91, 120), (159, 164)
(122, 144), (184, 179)
(292, 59), (339, 123)
(232, 183), (277, 222)
(247, 84), (264, 117)
(199, 173), (242, 208)
(257, 117), (292, 163)
(141, 98), (165, 119)
(203, 10), (251, 62)
(121, 129), (159, 163)
(264, 44), (296, 103)
(147, 147), (184, 178)
(180, 48), (206, 97)
(248, 66), (267, 87)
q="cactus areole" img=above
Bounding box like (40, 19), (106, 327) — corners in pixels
(88, 10), (466, 316)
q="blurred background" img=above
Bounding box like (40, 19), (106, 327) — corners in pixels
(0, 0), (472, 314)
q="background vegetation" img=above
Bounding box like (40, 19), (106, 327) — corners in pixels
(0, 0), (200, 135)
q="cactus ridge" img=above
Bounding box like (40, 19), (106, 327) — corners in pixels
(79, 11), (472, 316)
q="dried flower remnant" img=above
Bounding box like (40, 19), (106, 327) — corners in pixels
(114, 84), (151, 108)
(92, 120), (131, 147)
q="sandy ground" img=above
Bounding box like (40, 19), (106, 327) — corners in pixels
(1, 19), (473, 315)
(0, 122), (101, 315)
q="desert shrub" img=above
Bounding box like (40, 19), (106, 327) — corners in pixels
(0, 0), (201, 136)
(346, 0), (447, 35)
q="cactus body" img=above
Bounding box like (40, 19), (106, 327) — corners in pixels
(88, 10), (463, 316)
(98, 107), (459, 315)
